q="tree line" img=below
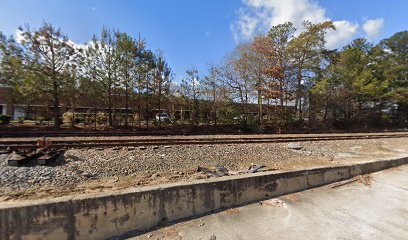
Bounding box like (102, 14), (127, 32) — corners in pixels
(0, 21), (407, 131)
(0, 22), (171, 129)
(180, 21), (407, 130)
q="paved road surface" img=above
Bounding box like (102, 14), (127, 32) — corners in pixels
(131, 164), (408, 240)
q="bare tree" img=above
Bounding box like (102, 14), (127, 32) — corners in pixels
(218, 49), (251, 127)
(202, 64), (220, 125)
(182, 67), (200, 125)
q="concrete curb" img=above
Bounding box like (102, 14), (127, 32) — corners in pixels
(1, 157), (407, 240)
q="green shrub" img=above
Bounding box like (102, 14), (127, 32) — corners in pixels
(0, 115), (12, 124)
(35, 116), (45, 125)
(282, 112), (296, 130)
(17, 116), (24, 123)
(63, 112), (74, 124)
(85, 115), (95, 125)
(239, 114), (259, 132)
(63, 112), (83, 125)
(75, 115), (84, 124)
(96, 112), (108, 124)
(218, 108), (239, 124)
(133, 113), (141, 122)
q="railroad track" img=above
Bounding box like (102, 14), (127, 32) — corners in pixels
(0, 129), (407, 138)
(1, 133), (408, 150)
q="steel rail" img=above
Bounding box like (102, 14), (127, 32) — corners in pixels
(1, 134), (407, 149)
(2, 133), (408, 144)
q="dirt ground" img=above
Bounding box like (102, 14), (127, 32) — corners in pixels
(0, 137), (407, 202)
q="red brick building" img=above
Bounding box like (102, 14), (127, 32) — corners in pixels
(0, 86), (13, 116)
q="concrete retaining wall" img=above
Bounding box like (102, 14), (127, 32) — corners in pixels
(1, 157), (407, 240)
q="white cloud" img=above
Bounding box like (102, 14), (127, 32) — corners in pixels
(231, 0), (362, 49)
(247, 0), (327, 26)
(68, 39), (88, 51)
(14, 28), (88, 51)
(363, 18), (384, 39)
(326, 20), (359, 49)
(231, 9), (259, 42)
(14, 29), (24, 43)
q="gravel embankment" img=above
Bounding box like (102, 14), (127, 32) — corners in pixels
(0, 137), (407, 200)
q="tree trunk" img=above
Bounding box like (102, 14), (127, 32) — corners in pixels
(213, 87), (217, 126)
(267, 98), (270, 121)
(244, 87), (249, 129)
(94, 107), (97, 130)
(323, 99), (328, 122)
(258, 89), (262, 125)
(279, 77), (285, 121)
(25, 103), (30, 120)
(125, 82), (129, 127)
(293, 61), (305, 119)
(193, 96), (198, 126)
(308, 91), (315, 125)
(53, 80), (60, 130)
(299, 96), (303, 120)
(146, 74), (149, 130)
(108, 81), (113, 127)
(158, 83), (161, 129)
(138, 79), (142, 129)
(239, 89), (245, 127)
(71, 97), (75, 128)
(294, 69), (302, 119)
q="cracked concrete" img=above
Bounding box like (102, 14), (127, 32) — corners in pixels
(133, 164), (408, 240)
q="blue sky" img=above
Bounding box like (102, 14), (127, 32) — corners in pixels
(0, 0), (407, 82)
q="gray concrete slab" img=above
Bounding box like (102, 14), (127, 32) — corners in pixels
(133, 165), (408, 240)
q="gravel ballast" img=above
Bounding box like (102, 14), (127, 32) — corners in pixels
(0, 137), (407, 201)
